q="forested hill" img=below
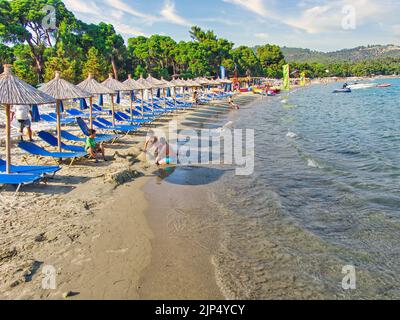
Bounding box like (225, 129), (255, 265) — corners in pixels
(281, 45), (400, 63)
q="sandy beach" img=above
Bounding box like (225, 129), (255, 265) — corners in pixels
(0, 93), (260, 300)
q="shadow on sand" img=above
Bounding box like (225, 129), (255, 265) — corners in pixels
(153, 166), (228, 186)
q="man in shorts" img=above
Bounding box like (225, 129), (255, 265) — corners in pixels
(11, 105), (33, 141)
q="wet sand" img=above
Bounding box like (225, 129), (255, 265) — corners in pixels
(0, 93), (260, 299)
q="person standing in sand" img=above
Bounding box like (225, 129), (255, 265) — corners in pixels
(86, 129), (107, 163)
(11, 105), (33, 141)
(228, 96), (239, 110)
(144, 130), (157, 153)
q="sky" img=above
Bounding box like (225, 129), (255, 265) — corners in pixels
(63, 0), (400, 52)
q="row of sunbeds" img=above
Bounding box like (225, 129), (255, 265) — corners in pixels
(0, 92), (232, 192)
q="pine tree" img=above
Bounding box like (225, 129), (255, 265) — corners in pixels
(82, 47), (109, 81)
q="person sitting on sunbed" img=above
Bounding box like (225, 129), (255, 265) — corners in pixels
(86, 129), (107, 163)
(154, 137), (176, 166)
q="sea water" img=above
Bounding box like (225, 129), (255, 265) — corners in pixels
(160, 80), (400, 299)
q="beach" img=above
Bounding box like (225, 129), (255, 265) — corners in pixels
(2, 78), (400, 300)
(0, 93), (259, 299)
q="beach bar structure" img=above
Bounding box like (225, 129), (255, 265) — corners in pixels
(0, 64), (55, 173)
(39, 71), (91, 152)
(78, 73), (115, 129)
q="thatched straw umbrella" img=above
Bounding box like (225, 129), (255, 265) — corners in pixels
(123, 75), (144, 121)
(0, 64), (55, 173)
(170, 78), (187, 106)
(146, 75), (165, 112)
(195, 77), (210, 85)
(102, 73), (131, 126)
(136, 75), (153, 115)
(209, 78), (220, 86)
(78, 73), (114, 129)
(157, 77), (174, 110)
(39, 71), (91, 152)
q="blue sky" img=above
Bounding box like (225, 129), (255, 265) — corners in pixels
(64, 0), (400, 51)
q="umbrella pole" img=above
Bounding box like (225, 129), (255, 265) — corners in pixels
(89, 96), (93, 130)
(130, 91), (133, 124)
(141, 90), (144, 119)
(164, 88), (167, 111)
(174, 88), (177, 109)
(111, 94), (115, 127)
(151, 89), (154, 114)
(56, 100), (62, 152)
(5, 104), (11, 174)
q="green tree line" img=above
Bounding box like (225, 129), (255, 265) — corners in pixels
(0, 0), (285, 85)
(1, 0), (398, 86)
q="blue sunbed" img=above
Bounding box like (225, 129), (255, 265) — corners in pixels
(0, 173), (43, 193)
(76, 118), (120, 142)
(115, 112), (153, 124)
(125, 109), (155, 119)
(60, 130), (86, 142)
(41, 114), (75, 125)
(18, 141), (87, 166)
(0, 159), (60, 176)
(66, 108), (97, 118)
(38, 131), (86, 153)
(96, 117), (140, 132)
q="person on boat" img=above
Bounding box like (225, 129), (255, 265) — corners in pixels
(154, 137), (176, 166)
(86, 129), (107, 162)
(228, 96), (239, 110)
(342, 83), (349, 89)
(11, 105), (33, 141)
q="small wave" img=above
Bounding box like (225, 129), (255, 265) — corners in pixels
(307, 158), (319, 168)
(286, 131), (298, 139)
(216, 121), (234, 134)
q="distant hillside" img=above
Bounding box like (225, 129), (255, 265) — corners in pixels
(281, 45), (400, 63)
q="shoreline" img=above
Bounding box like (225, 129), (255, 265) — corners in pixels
(0, 93), (260, 300)
(137, 94), (261, 300)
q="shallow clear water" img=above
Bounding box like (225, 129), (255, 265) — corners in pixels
(159, 81), (400, 299)
(209, 79), (400, 299)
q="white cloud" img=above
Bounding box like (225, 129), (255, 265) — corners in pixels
(195, 17), (241, 27)
(104, 0), (157, 22)
(63, 0), (146, 37)
(393, 25), (400, 37)
(223, 0), (269, 18)
(63, 0), (102, 15)
(160, 0), (193, 27)
(112, 22), (146, 36)
(285, 0), (399, 34)
(255, 32), (269, 40)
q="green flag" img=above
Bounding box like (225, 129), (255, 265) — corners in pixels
(283, 64), (290, 91)
(300, 71), (306, 86)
